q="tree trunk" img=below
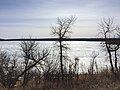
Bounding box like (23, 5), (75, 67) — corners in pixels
(115, 50), (118, 72)
(108, 50), (114, 73)
(106, 44), (114, 73)
(59, 38), (64, 80)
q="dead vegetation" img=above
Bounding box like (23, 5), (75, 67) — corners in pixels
(0, 17), (120, 90)
(0, 68), (120, 90)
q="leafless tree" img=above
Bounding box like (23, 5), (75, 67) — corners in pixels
(42, 53), (59, 81)
(0, 49), (19, 88)
(88, 51), (99, 75)
(0, 40), (49, 88)
(51, 16), (76, 80)
(98, 18), (120, 74)
(74, 57), (79, 75)
(19, 40), (49, 87)
(19, 40), (38, 86)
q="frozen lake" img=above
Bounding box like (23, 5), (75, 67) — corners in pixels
(0, 41), (109, 72)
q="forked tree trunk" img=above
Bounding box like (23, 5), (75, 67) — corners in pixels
(106, 44), (114, 73)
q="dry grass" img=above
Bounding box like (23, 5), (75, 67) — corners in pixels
(0, 70), (120, 90)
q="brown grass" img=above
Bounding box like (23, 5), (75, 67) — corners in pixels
(0, 70), (120, 90)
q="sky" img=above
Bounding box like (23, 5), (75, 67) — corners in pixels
(0, 0), (120, 38)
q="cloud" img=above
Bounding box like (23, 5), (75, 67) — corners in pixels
(0, 0), (120, 38)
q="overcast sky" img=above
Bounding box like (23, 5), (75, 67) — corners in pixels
(0, 0), (120, 38)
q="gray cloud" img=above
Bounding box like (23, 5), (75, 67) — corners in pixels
(0, 0), (120, 38)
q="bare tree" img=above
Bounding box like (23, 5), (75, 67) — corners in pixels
(88, 51), (99, 75)
(19, 40), (38, 86)
(98, 18), (120, 74)
(19, 40), (49, 87)
(0, 40), (49, 88)
(52, 16), (76, 80)
(42, 53), (59, 81)
(0, 49), (19, 88)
